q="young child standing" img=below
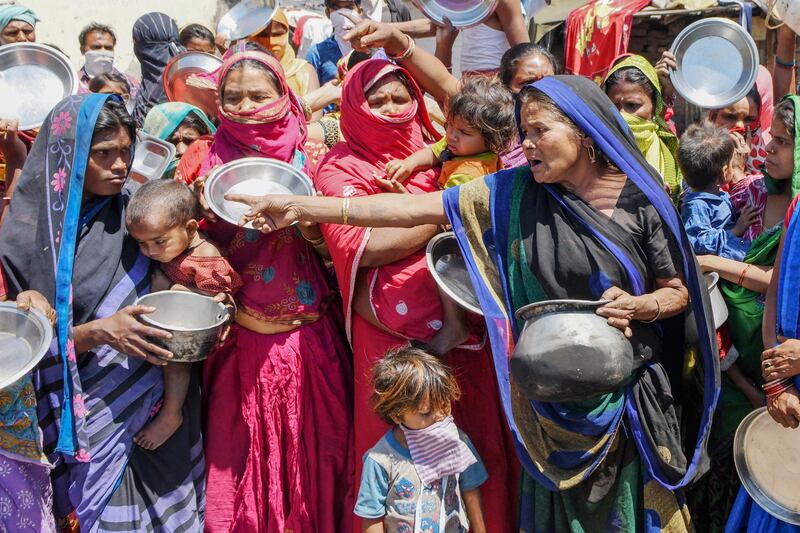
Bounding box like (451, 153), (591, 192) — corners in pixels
(382, 76), (517, 355)
(355, 345), (488, 533)
(126, 179), (242, 449)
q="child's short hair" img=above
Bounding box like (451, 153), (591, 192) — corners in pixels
(678, 121), (736, 189)
(447, 76), (517, 155)
(88, 72), (131, 95)
(126, 180), (199, 229)
(371, 345), (461, 425)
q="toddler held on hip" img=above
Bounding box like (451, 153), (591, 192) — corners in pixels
(381, 76), (517, 355)
(126, 179), (242, 449)
(355, 345), (488, 533)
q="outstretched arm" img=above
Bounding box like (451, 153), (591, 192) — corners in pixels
(496, 0), (530, 46)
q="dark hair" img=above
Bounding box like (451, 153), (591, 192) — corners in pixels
(604, 66), (656, 105)
(174, 112), (212, 138)
(126, 179), (199, 229)
(370, 345), (460, 425)
(221, 42), (282, 97)
(776, 98), (796, 138)
(747, 85), (762, 115)
(447, 76), (517, 154)
(79, 23), (117, 49)
(324, 0), (361, 8)
(179, 23), (214, 47)
(499, 43), (559, 88)
(93, 98), (136, 144)
(678, 121), (736, 189)
(88, 71), (131, 95)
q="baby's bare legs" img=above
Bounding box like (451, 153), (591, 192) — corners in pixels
(134, 363), (189, 450)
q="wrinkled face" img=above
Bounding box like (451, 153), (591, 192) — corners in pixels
(765, 115), (795, 181)
(84, 126), (132, 198)
(445, 114), (488, 157)
(0, 21), (35, 45)
(169, 124), (203, 157)
(221, 65), (281, 120)
(184, 37), (215, 54)
(129, 218), (196, 263)
(509, 54), (555, 94)
(520, 100), (583, 184)
(606, 80), (654, 121)
(710, 96), (758, 132)
(366, 74), (414, 117)
(395, 399), (449, 431)
(82, 30), (114, 54)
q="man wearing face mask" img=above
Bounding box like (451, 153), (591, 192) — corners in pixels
(305, 0), (364, 85)
(77, 23), (139, 99)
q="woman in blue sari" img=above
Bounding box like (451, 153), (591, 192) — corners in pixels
(227, 74), (720, 531)
(0, 94), (204, 532)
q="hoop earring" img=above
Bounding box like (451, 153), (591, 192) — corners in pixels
(587, 144), (597, 164)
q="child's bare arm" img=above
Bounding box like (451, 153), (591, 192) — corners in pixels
(462, 488), (487, 533)
(385, 147), (439, 183)
(726, 363), (765, 409)
(361, 518), (384, 533)
(151, 269), (172, 292)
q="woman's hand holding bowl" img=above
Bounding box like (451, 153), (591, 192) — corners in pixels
(762, 336), (800, 382)
(96, 305), (174, 366)
(190, 174), (218, 223)
(16, 290), (56, 326)
(767, 385), (800, 429)
(596, 286), (659, 338)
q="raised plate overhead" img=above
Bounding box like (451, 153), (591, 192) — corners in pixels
(217, 0), (279, 41)
(0, 43), (77, 131)
(163, 51), (222, 121)
(734, 407), (800, 525)
(205, 157), (314, 228)
(0, 302), (53, 390)
(411, 0), (499, 29)
(669, 17), (759, 109)
(425, 232), (483, 316)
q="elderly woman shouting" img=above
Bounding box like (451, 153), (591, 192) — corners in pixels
(229, 72), (721, 531)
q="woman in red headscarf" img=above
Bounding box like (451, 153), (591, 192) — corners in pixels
(314, 58), (519, 533)
(178, 43), (353, 533)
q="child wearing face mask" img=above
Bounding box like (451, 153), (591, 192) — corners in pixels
(126, 179), (241, 450)
(382, 76), (517, 355)
(355, 345), (488, 533)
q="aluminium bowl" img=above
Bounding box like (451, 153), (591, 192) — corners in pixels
(0, 302), (53, 390)
(162, 51), (222, 121)
(425, 231), (483, 316)
(411, 0), (499, 29)
(685, 271), (728, 344)
(217, 0), (279, 41)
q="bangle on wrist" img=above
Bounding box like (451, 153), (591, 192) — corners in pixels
(776, 56), (797, 69)
(298, 97), (312, 121)
(737, 264), (753, 286)
(301, 231), (325, 246)
(389, 34), (415, 61)
(641, 295), (662, 323)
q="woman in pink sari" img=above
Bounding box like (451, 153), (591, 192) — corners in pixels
(178, 43), (353, 533)
(314, 58), (519, 533)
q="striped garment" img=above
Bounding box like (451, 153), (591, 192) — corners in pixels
(401, 416), (476, 487)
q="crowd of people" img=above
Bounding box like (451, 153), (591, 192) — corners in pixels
(0, 0), (799, 532)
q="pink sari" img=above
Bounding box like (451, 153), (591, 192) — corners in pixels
(193, 47), (353, 533)
(315, 59), (520, 533)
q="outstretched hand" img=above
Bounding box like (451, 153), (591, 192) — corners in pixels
(343, 16), (407, 56)
(224, 193), (300, 233)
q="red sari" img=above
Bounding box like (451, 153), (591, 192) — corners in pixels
(314, 59), (519, 532)
(179, 48), (353, 533)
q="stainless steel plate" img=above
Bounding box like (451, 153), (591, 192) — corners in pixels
(670, 18), (759, 109)
(0, 302), (53, 390)
(163, 51), (222, 121)
(130, 132), (176, 183)
(205, 157), (314, 228)
(0, 43), (77, 130)
(217, 0), (279, 40)
(425, 231), (483, 316)
(411, 0), (499, 29)
(734, 407), (800, 525)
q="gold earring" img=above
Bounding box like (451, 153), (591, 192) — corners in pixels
(587, 144), (597, 163)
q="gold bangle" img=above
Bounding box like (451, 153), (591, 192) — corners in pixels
(302, 232), (325, 246)
(342, 197), (351, 225)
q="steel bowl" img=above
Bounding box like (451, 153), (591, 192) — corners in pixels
(130, 132), (177, 184)
(685, 271), (728, 344)
(0, 43), (77, 130)
(0, 302), (53, 390)
(669, 17), (759, 109)
(734, 407), (800, 525)
(217, 0), (279, 40)
(425, 232), (483, 316)
(163, 51), (222, 121)
(135, 291), (229, 362)
(511, 299), (633, 402)
(204, 157), (314, 228)
(411, 0), (499, 29)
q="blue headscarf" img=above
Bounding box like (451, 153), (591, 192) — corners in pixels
(0, 4), (39, 32)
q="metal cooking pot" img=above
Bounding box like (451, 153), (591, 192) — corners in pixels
(685, 271), (728, 344)
(511, 299), (633, 402)
(135, 291), (230, 362)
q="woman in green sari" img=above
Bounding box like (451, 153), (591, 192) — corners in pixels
(688, 95), (800, 532)
(141, 102), (215, 180)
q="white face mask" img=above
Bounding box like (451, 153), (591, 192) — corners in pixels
(330, 9), (357, 55)
(84, 50), (114, 77)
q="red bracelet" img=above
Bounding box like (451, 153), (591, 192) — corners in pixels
(388, 34), (415, 61)
(737, 264), (753, 286)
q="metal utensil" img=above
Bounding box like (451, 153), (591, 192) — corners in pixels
(411, 0), (499, 29)
(512, 299), (633, 402)
(425, 232), (483, 316)
(204, 157), (314, 228)
(130, 132), (177, 183)
(135, 291), (229, 362)
(669, 17), (759, 109)
(734, 407), (800, 525)
(163, 51), (222, 121)
(0, 43), (77, 130)
(0, 302), (53, 390)
(217, 0), (280, 41)
(685, 271), (728, 344)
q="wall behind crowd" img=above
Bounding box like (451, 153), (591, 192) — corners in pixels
(18, 0), (229, 78)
